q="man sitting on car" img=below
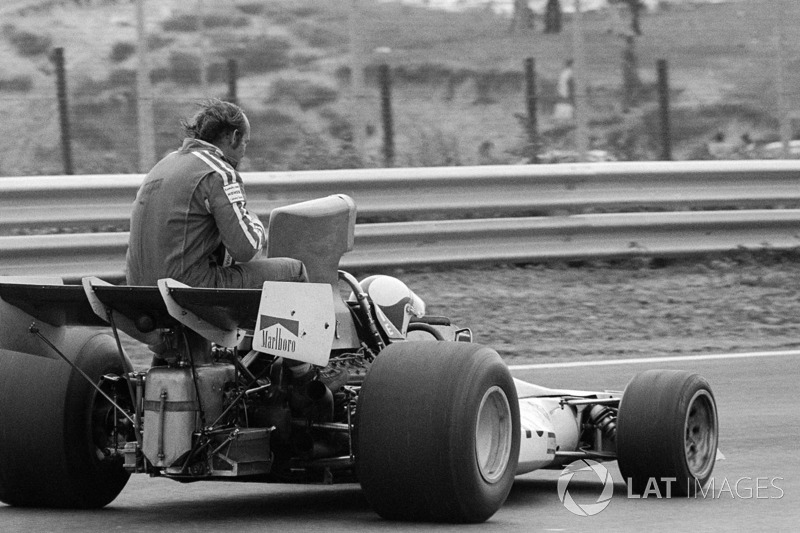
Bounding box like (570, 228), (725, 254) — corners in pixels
(126, 99), (308, 288)
(126, 99), (313, 380)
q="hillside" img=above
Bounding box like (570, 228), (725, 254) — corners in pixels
(1, 0), (799, 175)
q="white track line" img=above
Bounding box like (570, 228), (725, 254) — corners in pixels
(507, 349), (800, 370)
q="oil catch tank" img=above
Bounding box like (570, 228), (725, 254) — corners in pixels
(143, 364), (235, 468)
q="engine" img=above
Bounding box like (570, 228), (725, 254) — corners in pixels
(121, 338), (371, 482)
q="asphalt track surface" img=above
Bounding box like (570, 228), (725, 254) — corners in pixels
(1, 351), (797, 532)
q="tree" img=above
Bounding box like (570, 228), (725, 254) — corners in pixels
(509, 0), (535, 33)
(544, 0), (562, 34)
(623, 0), (643, 36)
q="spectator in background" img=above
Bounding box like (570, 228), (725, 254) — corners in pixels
(554, 59), (575, 122)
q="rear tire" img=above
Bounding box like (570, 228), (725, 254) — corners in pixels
(0, 329), (131, 508)
(356, 341), (519, 523)
(616, 369), (718, 497)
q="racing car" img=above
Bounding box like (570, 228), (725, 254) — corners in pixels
(0, 194), (718, 523)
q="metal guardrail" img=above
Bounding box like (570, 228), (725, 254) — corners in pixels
(2, 210), (799, 283)
(3, 160), (800, 230)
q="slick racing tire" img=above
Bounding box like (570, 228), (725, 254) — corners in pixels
(0, 329), (131, 508)
(356, 341), (520, 523)
(616, 369), (718, 497)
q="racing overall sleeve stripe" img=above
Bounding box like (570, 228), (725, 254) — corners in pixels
(191, 151), (264, 251)
(192, 150), (233, 185)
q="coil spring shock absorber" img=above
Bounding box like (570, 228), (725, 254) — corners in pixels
(588, 404), (617, 450)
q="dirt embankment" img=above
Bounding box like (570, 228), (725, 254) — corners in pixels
(393, 254), (800, 363)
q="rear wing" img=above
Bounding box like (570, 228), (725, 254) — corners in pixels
(0, 277), (263, 348)
(0, 276), (347, 364)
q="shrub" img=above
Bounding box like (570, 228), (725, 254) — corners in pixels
(287, 131), (362, 171)
(290, 7), (319, 18)
(110, 41), (136, 63)
(162, 13), (250, 32)
(203, 14), (249, 29)
(243, 108), (301, 170)
(167, 52), (202, 85)
(260, 108), (296, 127)
(107, 68), (137, 87)
(319, 108), (353, 141)
(641, 103), (778, 146)
(224, 36), (291, 73)
(73, 75), (108, 95)
(70, 97), (138, 164)
(269, 78), (338, 110)
(72, 122), (115, 150)
(147, 34), (174, 51)
(0, 75), (33, 92)
(206, 61), (229, 84)
(335, 65), (351, 85)
(473, 72), (498, 105)
(393, 63), (456, 85)
(149, 66), (171, 85)
(405, 128), (463, 167)
(6, 28), (52, 57)
(290, 21), (346, 48)
(290, 53), (318, 69)
(147, 53), (204, 86)
(161, 14), (198, 32)
(235, 3), (265, 16)
(472, 70), (524, 105)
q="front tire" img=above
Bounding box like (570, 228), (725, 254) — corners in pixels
(356, 341), (520, 523)
(616, 369), (718, 496)
(0, 329), (131, 508)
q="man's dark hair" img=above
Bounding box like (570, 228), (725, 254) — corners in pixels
(181, 99), (246, 143)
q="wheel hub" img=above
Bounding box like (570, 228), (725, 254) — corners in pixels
(684, 389), (717, 480)
(475, 386), (513, 483)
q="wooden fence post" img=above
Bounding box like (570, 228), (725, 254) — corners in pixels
(379, 64), (394, 166)
(525, 57), (538, 154)
(657, 59), (672, 161)
(52, 47), (74, 175)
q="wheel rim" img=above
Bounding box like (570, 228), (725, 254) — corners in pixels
(475, 385), (513, 483)
(684, 389), (717, 479)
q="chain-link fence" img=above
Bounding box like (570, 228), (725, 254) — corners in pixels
(0, 0), (798, 176)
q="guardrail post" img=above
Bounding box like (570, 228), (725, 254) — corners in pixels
(657, 59), (672, 161)
(52, 47), (74, 175)
(379, 63), (394, 167)
(524, 57), (538, 161)
(227, 58), (238, 105)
